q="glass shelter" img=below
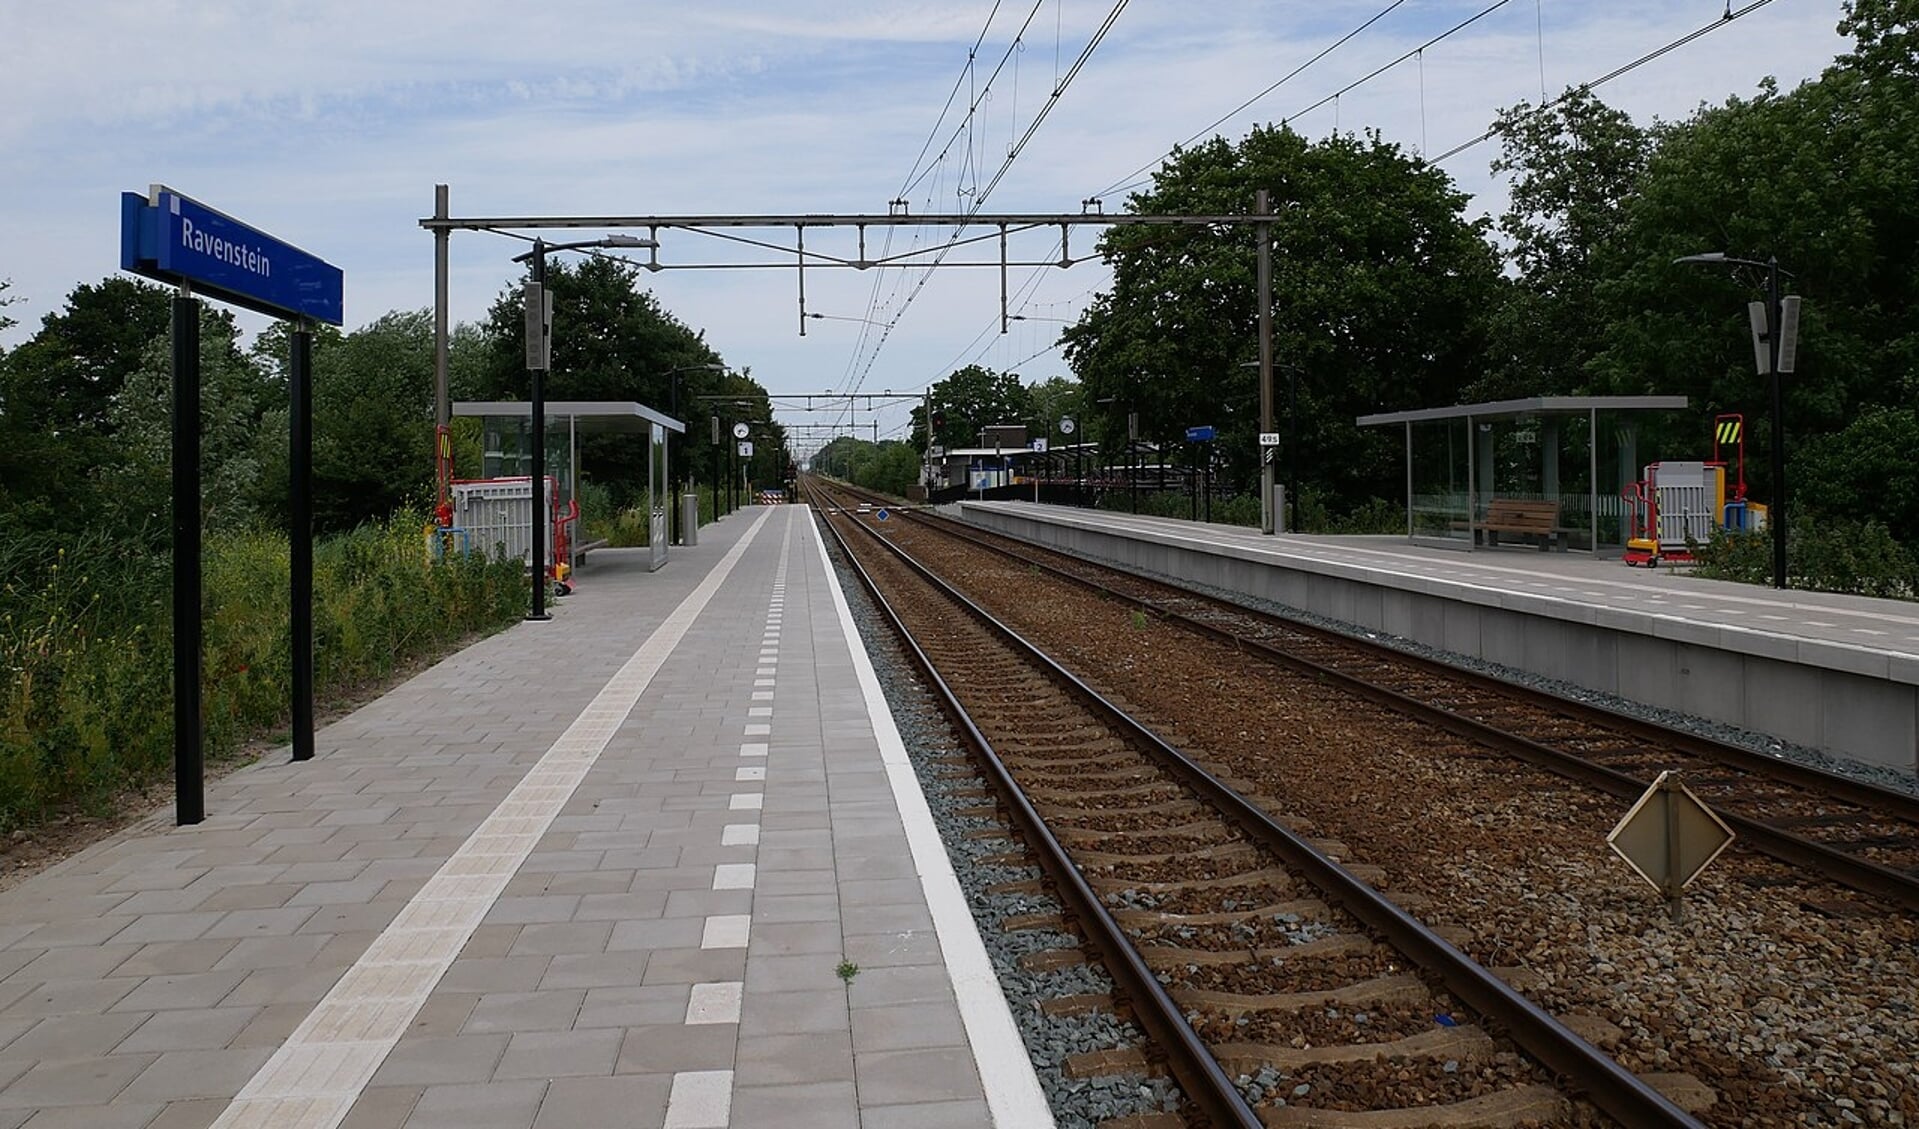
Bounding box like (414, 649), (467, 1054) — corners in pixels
(453, 400), (685, 573)
(1357, 396), (1688, 555)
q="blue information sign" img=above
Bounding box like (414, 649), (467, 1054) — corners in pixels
(1185, 425), (1216, 442)
(121, 186), (343, 325)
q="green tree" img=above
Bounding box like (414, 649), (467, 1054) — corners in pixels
(1476, 88), (1649, 401)
(1061, 124), (1502, 515)
(924, 365), (1031, 450)
(476, 256), (735, 506)
(91, 314), (277, 540)
(1588, 0), (1919, 517)
(251, 312), (441, 534)
(1023, 374), (1083, 443)
(0, 278), (176, 533)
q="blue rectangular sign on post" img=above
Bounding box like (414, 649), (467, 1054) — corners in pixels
(1185, 425), (1216, 442)
(121, 186), (343, 325)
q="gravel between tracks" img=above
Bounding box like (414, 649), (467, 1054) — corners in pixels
(896, 509), (1919, 1127)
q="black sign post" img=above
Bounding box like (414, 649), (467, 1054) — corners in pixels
(123, 185), (344, 823)
(171, 293), (204, 824)
(290, 326), (315, 761)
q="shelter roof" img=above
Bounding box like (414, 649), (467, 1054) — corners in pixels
(453, 400), (686, 434)
(1356, 395), (1687, 428)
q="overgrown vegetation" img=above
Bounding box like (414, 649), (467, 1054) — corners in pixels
(0, 517), (524, 832)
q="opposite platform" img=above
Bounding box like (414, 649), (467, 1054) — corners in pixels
(958, 500), (1919, 778)
(0, 505), (1051, 1129)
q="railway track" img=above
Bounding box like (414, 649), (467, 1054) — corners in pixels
(823, 481), (1919, 915)
(808, 481), (1701, 1127)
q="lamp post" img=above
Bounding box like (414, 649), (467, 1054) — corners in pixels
(512, 234), (654, 620)
(1675, 252), (1800, 590)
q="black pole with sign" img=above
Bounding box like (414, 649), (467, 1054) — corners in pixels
(290, 326), (315, 761)
(171, 293), (204, 825)
(123, 185), (344, 824)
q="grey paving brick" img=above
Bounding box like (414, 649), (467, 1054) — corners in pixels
(118, 1046), (275, 1101)
(737, 989), (849, 1037)
(493, 1027), (624, 1080)
(536, 951), (650, 991)
(369, 1033), (509, 1087)
(0, 1052), (156, 1108)
(463, 990), (584, 1035)
(531, 1073), (671, 1129)
(613, 1022), (738, 1075)
(9, 1102), (160, 1128)
(116, 1006), (260, 1053)
(8, 945), (143, 984)
(338, 1085), (422, 1129)
(855, 1046), (986, 1105)
(108, 971), (247, 1013)
(1, 979), (140, 1020)
(573, 985), (688, 1030)
(405, 1080), (547, 1129)
(0, 1013), (147, 1063)
(729, 1080), (859, 1128)
(733, 1031), (854, 1085)
(861, 1098), (997, 1128)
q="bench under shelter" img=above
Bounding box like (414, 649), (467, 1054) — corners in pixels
(1356, 396), (1688, 555)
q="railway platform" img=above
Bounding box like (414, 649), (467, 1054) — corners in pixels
(955, 501), (1919, 780)
(0, 505), (1052, 1129)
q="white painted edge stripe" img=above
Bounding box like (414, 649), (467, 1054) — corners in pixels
(212, 508), (777, 1129)
(804, 506), (1057, 1128)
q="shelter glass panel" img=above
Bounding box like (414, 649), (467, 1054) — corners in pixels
(1409, 419), (1471, 543)
(648, 423), (668, 571)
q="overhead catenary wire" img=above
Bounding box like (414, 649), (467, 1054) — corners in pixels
(840, 0), (1131, 407)
(1428, 0), (1781, 164)
(1093, 0), (1411, 201)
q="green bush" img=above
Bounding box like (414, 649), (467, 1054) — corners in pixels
(1693, 512), (1919, 599)
(0, 515), (526, 832)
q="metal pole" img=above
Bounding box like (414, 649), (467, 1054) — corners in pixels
(1767, 257), (1788, 590)
(712, 416), (723, 519)
(1256, 189), (1275, 535)
(433, 184), (449, 433)
(1287, 365), (1299, 535)
(289, 324), (314, 763)
(528, 240), (550, 621)
(670, 373), (680, 545)
(171, 291), (204, 825)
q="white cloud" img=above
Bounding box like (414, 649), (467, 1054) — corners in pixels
(1, 1), (1852, 451)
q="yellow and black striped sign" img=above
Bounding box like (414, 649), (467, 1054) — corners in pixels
(438, 429), (453, 461)
(1715, 418), (1742, 446)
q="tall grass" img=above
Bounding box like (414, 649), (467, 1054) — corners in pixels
(0, 515), (525, 831)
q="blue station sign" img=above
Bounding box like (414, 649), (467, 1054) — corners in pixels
(121, 186), (343, 325)
(1185, 425), (1217, 442)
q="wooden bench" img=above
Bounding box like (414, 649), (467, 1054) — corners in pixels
(1474, 498), (1566, 550)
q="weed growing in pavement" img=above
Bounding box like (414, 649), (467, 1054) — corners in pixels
(835, 959), (861, 983)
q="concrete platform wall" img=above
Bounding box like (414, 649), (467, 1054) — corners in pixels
(959, 506), (1919, 775)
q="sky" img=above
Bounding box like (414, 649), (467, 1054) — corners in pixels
(1, 1), (1853, 457)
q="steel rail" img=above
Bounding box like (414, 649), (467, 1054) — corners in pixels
(809, 483), (1703, 1128)
(885, 499), (1919, 913)
(808, 492), (1263, 1128)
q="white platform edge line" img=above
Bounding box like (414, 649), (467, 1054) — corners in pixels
(804, 505), (1057, 1128)
(210, 508), (777, 1129)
